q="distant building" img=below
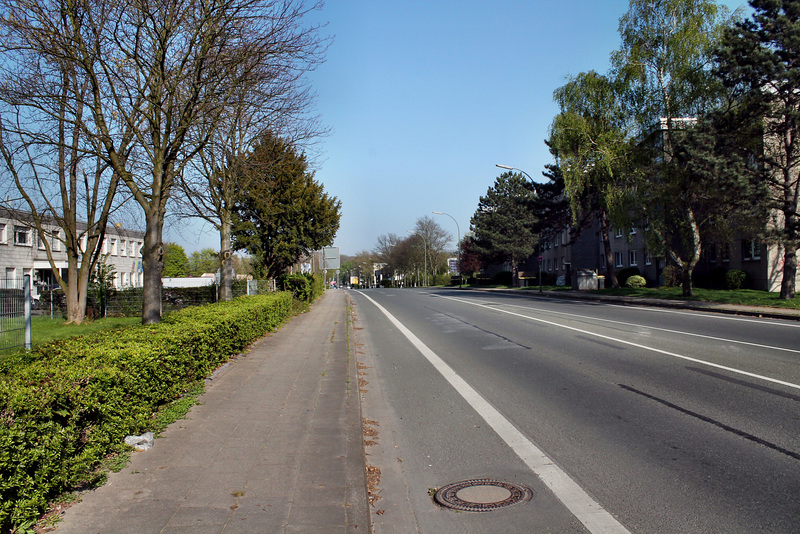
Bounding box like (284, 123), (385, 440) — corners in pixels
(0, 208), (144, 298)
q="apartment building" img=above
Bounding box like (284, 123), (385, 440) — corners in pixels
(0, 208), (144, 298)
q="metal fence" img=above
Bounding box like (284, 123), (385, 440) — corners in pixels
(0, 278), (276, 352)
(36, 279), (276, 319)
(0, 276), (31, 352)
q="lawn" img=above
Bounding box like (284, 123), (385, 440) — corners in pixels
(593, 287), (800, 309)
(494, 284), (799, 309)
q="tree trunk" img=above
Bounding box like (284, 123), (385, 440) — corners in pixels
(600, 211), (619, 288)
(64, 260), (83, 325)
(681, 208), (702, 298)
(780, 242), (797, 300)
(219, 214), (233, 301)
(681, 263), (694, 297)
(141, 210), (165, 324)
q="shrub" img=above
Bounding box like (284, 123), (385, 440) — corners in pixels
(492, 271), (513, 286)
(278, 273), (325, 302)
(661, 265), (682, 288)
(0, 292), (293, 531)
(615, 267), (640, 287)
(626, 275), (647, 288)
(726, 269), (747, 290)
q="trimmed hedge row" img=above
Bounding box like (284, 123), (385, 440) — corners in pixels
(0, 292), (293, 531)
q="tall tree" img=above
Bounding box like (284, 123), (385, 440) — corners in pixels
(231, 132), (340, 279)
(469, 171), (538, 285)
(714, 0), (800, 299)
(549, 71), (634, 288)
(0, 0), (327, 323)
(612, 0), (733, 295)
(162, 243), (189, 277)
(188, 248), (221, 276)
(412, 216), (451, 284)
(0, 11), (126, 324)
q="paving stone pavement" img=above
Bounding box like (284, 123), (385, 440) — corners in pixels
(54, 290), (370, 534)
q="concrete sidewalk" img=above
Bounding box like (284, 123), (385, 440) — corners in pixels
(54, 290), (369, 533)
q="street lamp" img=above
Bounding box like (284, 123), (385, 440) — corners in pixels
(432, 211), (461, 288)
(496, 163), (543, 293)
(407, 230), (427, 287)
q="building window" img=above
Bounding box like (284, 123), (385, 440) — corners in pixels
(120, 239), (127, 257)
(629, 250), (638, 266)
(52, 230), (61, 252)
(742, 240), (761, 261)
(644, 250), (652, 266)
(14, 226), (30, 246)
(629, 227), (637, 235)
(615, 252), (624, 267)
(561, 229), (568, 245)
(615, 227), (623, 238)
(110, 238), (118, 255)
(0, 223), (6, 244)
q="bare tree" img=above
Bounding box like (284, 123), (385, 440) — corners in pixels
(178, 68), (327, 301)
(413, 215), (451, 284)
(0, 0), (327, 323)
(0, 13), (128, 324)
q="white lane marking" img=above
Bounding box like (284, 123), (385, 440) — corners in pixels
(499, 302), (800, 356)
(357, 291), (630, 534)
(439, 295), (800, 392)
(605, 303), (800, 328)
(480, 291), (800, 328)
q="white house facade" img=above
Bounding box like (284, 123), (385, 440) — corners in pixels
(0, 208), (145, 298)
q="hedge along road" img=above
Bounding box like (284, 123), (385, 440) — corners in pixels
(349, 287), (800, 534)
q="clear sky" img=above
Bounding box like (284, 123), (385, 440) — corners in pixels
(168, 0), (749, 257)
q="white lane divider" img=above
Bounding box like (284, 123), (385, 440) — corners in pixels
(439, 294), (800, 392)
(358, 291), (630, 534)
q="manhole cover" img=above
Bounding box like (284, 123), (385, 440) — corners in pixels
(434, 479), (533, 512)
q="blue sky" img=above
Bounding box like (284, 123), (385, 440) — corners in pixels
(170, 0), (749, 257)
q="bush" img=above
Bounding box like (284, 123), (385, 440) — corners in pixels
(726, 269), (747, 290)
(541, 272), (558, 286)
(0, 292), (293, 531)
(661, 265), (682, 288)
(492, 271), (513, 286)
(615, 267), (640, 287)
(278, 273), (325, 303)
(626, 275), (647, 288)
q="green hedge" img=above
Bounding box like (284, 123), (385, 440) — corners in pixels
(0, 292), (292, 531)
(278, 273), (325, 303)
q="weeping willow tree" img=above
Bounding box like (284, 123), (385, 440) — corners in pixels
(549, 71), (636, 288)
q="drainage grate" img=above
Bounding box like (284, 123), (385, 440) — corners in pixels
(434, 479), (533, 512)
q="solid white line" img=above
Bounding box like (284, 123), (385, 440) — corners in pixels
(499, 302), (800, 355)
(605, 303), (800, 328)
(357, 291), (630, 534)
(439, 295), (800, 392)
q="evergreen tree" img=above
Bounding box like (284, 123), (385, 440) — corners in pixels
(714, 0), (800, 299)
(231, 133), (341, 279)
(469, 172), (538, 285)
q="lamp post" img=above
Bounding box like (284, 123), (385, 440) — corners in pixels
(496, 163), (542, 293)
(432, 211), (461, 288)
(407, 230), (427, 287)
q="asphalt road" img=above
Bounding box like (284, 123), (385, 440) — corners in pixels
(349, 287), (800, 534)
